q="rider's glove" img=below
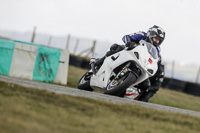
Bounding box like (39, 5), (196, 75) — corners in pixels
(90, 58), (97, 64)
(110, 44), (119, 51)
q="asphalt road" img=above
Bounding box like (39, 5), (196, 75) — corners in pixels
(0, 75), (200, 118)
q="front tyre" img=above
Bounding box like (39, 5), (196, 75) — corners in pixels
(78, 72), (94, 91)
(104, 72), (136, 96)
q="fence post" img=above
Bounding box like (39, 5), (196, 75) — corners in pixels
(73, 39), (79, 55)
(195, 65), (200, 83)
(171, 60), (175, 78)
(48, 36), (52, 46)
(31, 26), (37, 43)
(91, 40), (96, 56)
(66, 34), (70, 50)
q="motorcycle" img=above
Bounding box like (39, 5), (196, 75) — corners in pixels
(78, 40), (159, 99)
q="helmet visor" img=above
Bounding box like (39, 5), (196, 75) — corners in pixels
(153, 37), (163, 46)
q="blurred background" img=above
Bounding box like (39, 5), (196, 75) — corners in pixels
(0, 0), (200, 83)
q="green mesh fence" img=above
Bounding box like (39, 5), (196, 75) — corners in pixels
(13, 40), (37, 46)
(33, 46), (61, 82)
(0, 40), (15, 75)
(0, 39), (61, 82)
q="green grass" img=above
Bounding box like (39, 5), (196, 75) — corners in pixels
(0, 81), (200, 133)
(67, 65), (88, 88)
(67, 65), (200, 112)
(150, 88), (200, 112)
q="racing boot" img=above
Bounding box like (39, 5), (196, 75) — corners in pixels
(138, 91), (155, 102)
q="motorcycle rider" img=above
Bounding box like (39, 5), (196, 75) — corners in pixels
(94, 25), (165, 102)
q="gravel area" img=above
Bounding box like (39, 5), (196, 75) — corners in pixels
(0, 75), (200, 118)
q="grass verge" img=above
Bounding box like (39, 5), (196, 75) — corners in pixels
(150, 88), (200, 112)
(0, 80), (200, 133)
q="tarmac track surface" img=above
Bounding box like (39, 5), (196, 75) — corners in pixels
(0, 75), (200, 118)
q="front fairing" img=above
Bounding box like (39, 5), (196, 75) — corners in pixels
(90, 40), (159, 89)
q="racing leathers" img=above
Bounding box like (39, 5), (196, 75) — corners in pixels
(95, 31), (165, 102)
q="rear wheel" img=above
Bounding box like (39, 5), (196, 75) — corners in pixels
(104, 72), (137, 96)
(78, 72), (94, 91)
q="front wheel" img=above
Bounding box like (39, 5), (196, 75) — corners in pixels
(104, 72), (137, 96)
(78, 72), (94, 91)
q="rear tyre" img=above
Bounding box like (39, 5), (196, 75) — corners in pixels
(78, 72), (94, 91)
(104, 72), (136, 96)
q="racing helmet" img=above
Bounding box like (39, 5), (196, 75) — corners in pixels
(147, 25), (165, 47)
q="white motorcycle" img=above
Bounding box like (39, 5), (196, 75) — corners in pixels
(78, 40), (159, 99)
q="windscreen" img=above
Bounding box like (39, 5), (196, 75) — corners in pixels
(145, 43), (158, 59)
